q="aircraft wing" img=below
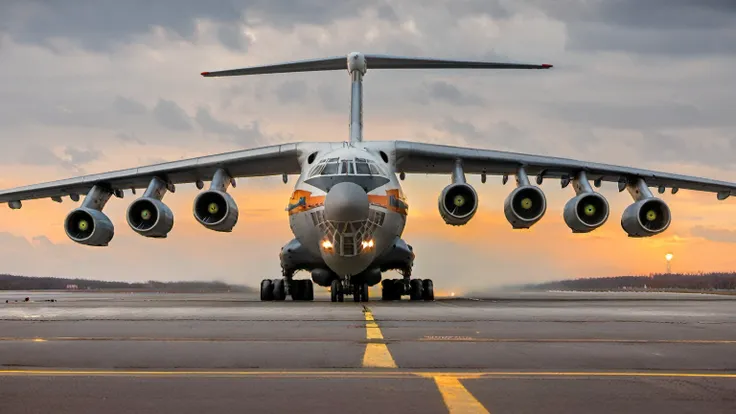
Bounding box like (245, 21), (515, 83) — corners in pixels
(393, 141), (736, 199)
(0, 143), (302, 204)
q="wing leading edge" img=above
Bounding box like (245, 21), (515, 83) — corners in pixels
(0, 143), (303, 204)
(392, 141), (736, 198)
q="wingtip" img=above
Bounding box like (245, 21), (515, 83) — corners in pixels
(541, 64), (553, 69)
(200, 71), (210, 77)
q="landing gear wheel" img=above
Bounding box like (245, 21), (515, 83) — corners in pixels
(381, 279), (394, 301)
(290, 280), (302, 301)
(409, 279), (424, 301)
(304, 280), (314, 301)
(273, 279), (286, 301)
(422, 279), (434, 301)
(330, 279), (344, 303)
(260, 279), (274, 301)
(360, 283), (370, 302)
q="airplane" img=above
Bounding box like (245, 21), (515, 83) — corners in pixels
(2, 52), (736, 303)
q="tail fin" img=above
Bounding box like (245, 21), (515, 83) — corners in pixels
(201, 53), (552, 142)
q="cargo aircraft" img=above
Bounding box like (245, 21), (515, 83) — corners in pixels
(2, 52), (735, 302)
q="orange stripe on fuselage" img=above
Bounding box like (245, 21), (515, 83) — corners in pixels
(287, 189), (408, 216)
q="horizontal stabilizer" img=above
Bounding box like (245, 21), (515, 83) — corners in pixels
(201, 53), (552, 77)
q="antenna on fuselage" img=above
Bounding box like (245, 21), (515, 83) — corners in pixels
(201, 53), (553, 144)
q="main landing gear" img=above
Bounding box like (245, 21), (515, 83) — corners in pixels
(381, 278), (434, 301)
(260, 278), (314, 301)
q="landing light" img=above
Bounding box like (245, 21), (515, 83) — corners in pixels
(322, 240), (333, 250)
(361, 239), (375, 249)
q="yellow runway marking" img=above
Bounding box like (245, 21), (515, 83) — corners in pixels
(1, 369), (736, 379)
(362, 306), (397, 368)
(432, 375), (490, 413)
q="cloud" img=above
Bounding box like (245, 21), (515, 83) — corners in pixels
(112, 96), (148, 115)
(194, 107), (266, 146)
(217, 24), (251, 51)
(19, 146), (75, 171)
(274, 80), (308, 104)
(535, 0), (736, 55)
(152, 99), (192, 131)
(691, 226), (736, 244)
(414, 81), (484, 106)
(63, 147), (102, 165)
(115, 132), (146, 145)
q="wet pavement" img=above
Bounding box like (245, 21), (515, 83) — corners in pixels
(1, 290), (735, 413)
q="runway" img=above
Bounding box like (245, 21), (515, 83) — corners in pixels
(2, 290), (736, 413)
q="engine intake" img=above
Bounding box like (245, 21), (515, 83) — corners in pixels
(64, 208), (114, 246)
(504, 185), (546, 228)
(438, 183), (478, 226)
(193, 190), (239, 232)
(621, 198), (671, 237)
(563, 193), (609, 233)
(127, 198), (174, 238)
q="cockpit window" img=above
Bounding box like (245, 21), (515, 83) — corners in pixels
(340, 160), (354, 175)
(321, 162), (339, 175)
(355, 161), (371, 175)
(313, 157), (386, 177)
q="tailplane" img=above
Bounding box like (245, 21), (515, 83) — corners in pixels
(201, 52), (553, 143)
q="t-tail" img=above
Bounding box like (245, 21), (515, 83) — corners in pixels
(201, 52), (553, 144)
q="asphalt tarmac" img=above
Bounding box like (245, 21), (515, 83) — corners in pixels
(1, 289), (736, 413)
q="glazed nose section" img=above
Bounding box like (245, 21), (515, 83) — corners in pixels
(324, 182), (369, 222)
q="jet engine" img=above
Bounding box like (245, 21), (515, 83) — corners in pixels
(64, 185), (115, 246)
(621, 198), (671, 237)
(563, 173), (610, 233)
(193, 168), (239, 232)
(504, 184), (546, 229)
(438, 160), (478, 226)
(620, 178), (671, 237)
(64, 208), (114, 246)
(438, 182), (478, 226)
(127, 198), (174, 238)
(126, 177), (175, 238)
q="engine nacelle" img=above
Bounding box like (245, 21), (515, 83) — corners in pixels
(193, 190), (239, 232)
(438, 183), (478, 226)
(126, 198), (174, 238)
(504, 185), (546, 229)
(621, 198), (671, 237)
(563, 193), (610, 233)
(64, 208), (114, 246)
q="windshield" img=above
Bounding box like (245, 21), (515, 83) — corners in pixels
(309, 157), (386, 177)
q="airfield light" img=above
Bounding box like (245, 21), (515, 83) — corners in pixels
(450, 292), (456, 297)
(665, 253), (673, 273)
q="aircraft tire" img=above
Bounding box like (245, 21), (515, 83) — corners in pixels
(330, 279), (343, 303)
(305, 280), (314, 301)
(381, 279), (392, 301)
(273, 279), (286, 301)
(360, 283), (369, 302)
(260, 279), (274, 301)
(409, 279), (423, 301)
(422, 279), (434, 301)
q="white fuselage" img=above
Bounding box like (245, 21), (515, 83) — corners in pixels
(287, 143), (408, 277)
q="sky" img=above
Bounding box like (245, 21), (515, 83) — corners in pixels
(0, 0), (735, 291)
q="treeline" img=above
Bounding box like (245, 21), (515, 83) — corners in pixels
(523, 272), (736, 291)
(0, 274), (254, 293)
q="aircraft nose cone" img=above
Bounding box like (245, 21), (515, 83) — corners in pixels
(324, 182), (369, 222)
